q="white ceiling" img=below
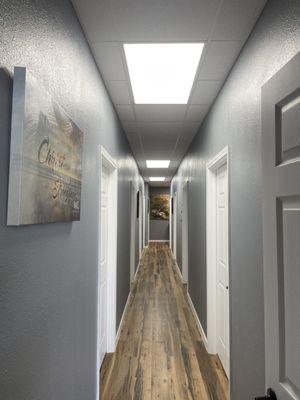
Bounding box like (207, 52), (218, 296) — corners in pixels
(72, 0), (267, 185)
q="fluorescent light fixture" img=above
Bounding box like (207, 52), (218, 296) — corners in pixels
(146, 160), (170, 168)
(149, 177), (166, 182)
(124, 43), (204, 104)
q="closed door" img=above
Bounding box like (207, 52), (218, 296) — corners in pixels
(216, 163), (229, 377)
(99, 165), (109, 366)
(262, 53), (300, 399)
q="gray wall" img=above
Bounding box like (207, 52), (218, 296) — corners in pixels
(149, 186), (170, 241)
(0, 1), (143, 399)
(171, 0), (300, 399)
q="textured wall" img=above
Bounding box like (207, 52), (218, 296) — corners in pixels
(171, 0), (300, 399)
(149, 187), (170, 241)
(0, 1), (142, 399)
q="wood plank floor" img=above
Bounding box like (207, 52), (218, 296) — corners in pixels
(100, 242), (229, 400)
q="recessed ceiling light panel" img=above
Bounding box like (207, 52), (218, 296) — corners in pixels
(146, 160), (170, 168)
(124, 43), (204, 104)
(149, 177), (166, 182)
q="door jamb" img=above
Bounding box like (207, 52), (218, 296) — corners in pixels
(173, 192), (178, 260)
(182, 180), (189, 284)
(97, 145), (118, 370)
(169, 196), (172, 249)
(130, 181), (136, 283)
(206, 146), (230, 366)
(138, 189), (143, 258)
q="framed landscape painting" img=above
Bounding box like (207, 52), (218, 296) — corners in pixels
(150, 194), (170, 221)
(7, 67), (84, 225)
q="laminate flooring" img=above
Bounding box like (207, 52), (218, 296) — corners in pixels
(100, 242), (229, 400)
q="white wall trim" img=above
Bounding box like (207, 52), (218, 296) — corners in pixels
(173, 193), (177, 259)
(130, 181), (136, 284)
(115, 291), (131, 345)
(171, 247), (208, 352)
(149, 239), (169, 242)
(187, 293), (208, 351)
(206, 145), (230, 357)
(182, 180), (189, 284)
(170, 248), (184, 282)
(169, 196), (172, 249)
(98, 148), (118, 349)
(96, 146), (118, 400)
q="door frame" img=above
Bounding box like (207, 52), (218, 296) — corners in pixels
(142, 194), (146, 248)
(138, 189), (143, 258)
(206, 146), (230, 372)
(169, 196), (172, 249)
(182, 180), (189, 284)
(130, 181), (136, 283)
(173, 192), (178, 259)
(97, 145), (118, 370)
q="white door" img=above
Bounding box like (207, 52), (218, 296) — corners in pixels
(99, 165), (109, 366)
(216, 163), (230, 377)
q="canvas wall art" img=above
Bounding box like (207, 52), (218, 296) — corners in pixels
(150, 194), (170, 221)
(7, 67), (84, 225)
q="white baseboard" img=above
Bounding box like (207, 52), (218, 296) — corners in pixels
(170, 249), (184, 282)
(149, 240), (170, 242)
(115, 291), (131, 346)
(187, 292), (209, 352)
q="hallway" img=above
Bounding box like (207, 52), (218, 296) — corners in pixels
(101, 243), (228, 399)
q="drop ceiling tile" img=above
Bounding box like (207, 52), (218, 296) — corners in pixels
(182, 122), (200, 138)
(185, 105), (208, 122)
(135, 105), (187, 122)
(72, 0), (120, 42)
(122, 121), (137, 134)
(137, 122), (182, 137)
(91, 42), (127, 81)
(190, 80), (222, 105)
(144, 147), (176, 159)
(106, 81), (132, 104)
(212, 0), (267, 40)
(110, 0), (220, 41)
(116, 105), (135, 121)
(142, 133), (178, 147)
(199, 41), (242, 81)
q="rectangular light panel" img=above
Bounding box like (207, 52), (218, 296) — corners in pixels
(124, 43), (204, 104)
(146, 160), (170, 168)
(149, 177), (166, 182)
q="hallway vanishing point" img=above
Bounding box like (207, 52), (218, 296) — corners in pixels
(101, 243), (229, 400)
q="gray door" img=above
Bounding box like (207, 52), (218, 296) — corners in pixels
(262, 52), (300, 400)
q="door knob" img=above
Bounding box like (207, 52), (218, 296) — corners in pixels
(255, 388), (277, 400)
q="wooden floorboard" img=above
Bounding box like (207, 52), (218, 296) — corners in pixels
(100, 242), (229, 400)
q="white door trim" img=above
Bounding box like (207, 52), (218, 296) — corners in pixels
(206, 146), (230, 371)
(169, 196), (172, 249)
(138, 190), (143, 258)
(130, 181), (136, 283)
(173, 193), (178, 260)
(97, 145), (118, 372)
(182, 180), (189, 284)
(143, 194), (146, 248)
